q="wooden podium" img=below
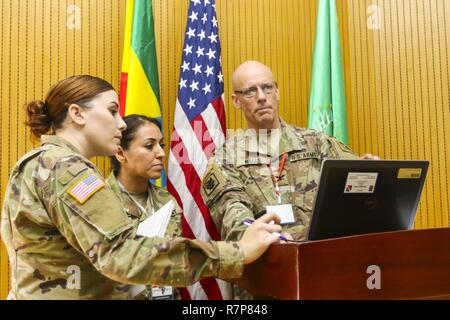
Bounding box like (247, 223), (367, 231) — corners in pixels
(235, 228), (450, 299)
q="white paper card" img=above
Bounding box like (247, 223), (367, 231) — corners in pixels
(266, 204), (295, 224)
(136, 200), (174, 237)
(344, 172), (378, 193)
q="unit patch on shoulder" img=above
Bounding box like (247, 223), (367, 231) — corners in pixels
(68, 174), (105, 204)
(204, 173), (220, 197)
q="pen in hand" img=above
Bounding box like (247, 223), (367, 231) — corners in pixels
(243, 218), (288, 241)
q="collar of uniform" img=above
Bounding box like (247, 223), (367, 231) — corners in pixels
(240, 122), (282, 156)
(232, 118), (282, 166)
(107, 171), (168, 208)
(40, 135), (83, 155)
(230, 119), (308, 166)
(106, 172), (124, 202)
(107, 172), (154, 219)
(149, 186), (176, 217)
(279, 119), (307, 154)
(107, 172), (157, 203)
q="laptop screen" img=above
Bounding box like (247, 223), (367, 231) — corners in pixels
(307, 159), (429, 241)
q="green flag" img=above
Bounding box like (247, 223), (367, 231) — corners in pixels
(308, 0), (348, 144)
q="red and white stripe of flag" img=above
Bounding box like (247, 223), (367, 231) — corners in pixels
(168, 95), (231, 300)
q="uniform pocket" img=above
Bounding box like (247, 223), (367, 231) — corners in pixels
(291, 158), (321, 213)
(246, 165), (276, 213)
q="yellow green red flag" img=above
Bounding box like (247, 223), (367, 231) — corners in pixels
(119, 0), (165, 186)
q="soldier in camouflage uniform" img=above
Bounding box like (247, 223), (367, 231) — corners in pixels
(0, 75), (282, 299)
(107, 114), (182, 299)
(201, 61), (376, 299)
(107, 172), (182, 299)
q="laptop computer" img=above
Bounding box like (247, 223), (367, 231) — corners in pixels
(306, 159), (429, 241)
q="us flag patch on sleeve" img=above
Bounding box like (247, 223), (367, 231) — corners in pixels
(68, 174), (105, 204)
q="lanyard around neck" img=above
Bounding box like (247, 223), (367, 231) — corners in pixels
(117, 180), (155, 216)
(268, 153), (287, 204)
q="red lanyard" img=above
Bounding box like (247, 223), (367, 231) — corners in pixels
(268, 153), (287, 204)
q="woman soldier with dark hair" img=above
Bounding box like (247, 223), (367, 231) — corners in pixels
(108, 114), (181, 299)
(1, 75), (282, 299)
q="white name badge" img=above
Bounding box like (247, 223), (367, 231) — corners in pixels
(266, 204), (295, 224)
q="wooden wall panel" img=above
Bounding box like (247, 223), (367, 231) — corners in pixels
(346, 0), (450, 230)
(0, 0), (126, 300)
(1, 0), (449, 299)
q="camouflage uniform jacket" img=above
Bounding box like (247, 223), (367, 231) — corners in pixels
(0, 135), (244, 299)
(201, 120), (358, 242)
(106, 172), (182, 299)
(106, 172), (181, 239)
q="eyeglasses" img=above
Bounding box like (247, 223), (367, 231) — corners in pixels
(234, 82), (277, 98)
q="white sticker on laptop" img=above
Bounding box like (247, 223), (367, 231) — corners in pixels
(344, 172), (378, 193)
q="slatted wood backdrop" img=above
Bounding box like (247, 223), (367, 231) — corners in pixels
(1, 0), (449, 299)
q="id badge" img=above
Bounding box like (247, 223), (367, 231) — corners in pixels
(151, 286), (174, 300)
(266, 204), (295, 224)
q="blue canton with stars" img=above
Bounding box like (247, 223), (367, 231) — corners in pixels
(177, 0), (224, 122)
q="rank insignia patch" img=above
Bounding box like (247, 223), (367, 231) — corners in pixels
(204, 173), (220, 197)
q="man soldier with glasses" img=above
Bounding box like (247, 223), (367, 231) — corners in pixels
(200, 60), (378, 299)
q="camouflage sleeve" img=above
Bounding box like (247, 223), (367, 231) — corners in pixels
(166, 199), (182, 238)
(318, 134), (359, 160)
(45, 157), (244, 287)
(201, 159), (254, 241)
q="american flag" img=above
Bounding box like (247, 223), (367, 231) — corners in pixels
(68, 175), (105, 204)
(167, 0), (230, 300)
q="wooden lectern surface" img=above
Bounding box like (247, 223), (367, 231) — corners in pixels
(235, 228), (450, 300)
